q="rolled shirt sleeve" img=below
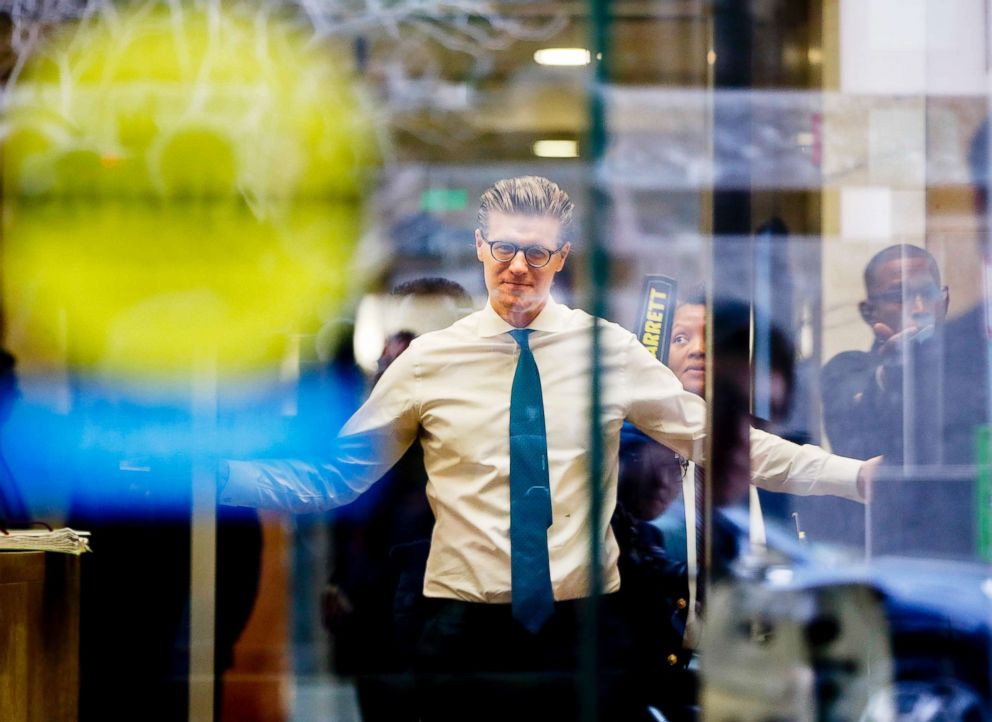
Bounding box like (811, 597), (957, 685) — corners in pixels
(624, 334), (708, 461)
(748, 428), (863, 502)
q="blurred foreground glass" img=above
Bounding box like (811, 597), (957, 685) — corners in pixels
(3, 3), (379, 385)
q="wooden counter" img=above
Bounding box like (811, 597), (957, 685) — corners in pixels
(0, 552), (80, 721)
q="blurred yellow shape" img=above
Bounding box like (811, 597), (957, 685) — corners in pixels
(3, 3), (379, 379)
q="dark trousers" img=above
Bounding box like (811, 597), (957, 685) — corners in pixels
(415, 595), (652, 722)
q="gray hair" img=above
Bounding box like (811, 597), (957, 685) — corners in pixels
(477, 176), (574, 241)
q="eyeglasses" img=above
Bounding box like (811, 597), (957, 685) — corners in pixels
(483, 240), (565, 269)
(869, 285), (948, 305)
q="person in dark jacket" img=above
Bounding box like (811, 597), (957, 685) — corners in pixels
(820, 244), (948, 461)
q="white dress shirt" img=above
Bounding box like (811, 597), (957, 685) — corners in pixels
(222, 299), (864, 603)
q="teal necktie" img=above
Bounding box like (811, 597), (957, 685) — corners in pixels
(508, 329), (554, 633)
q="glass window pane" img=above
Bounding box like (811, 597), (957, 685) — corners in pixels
(1, 2), (989, 721)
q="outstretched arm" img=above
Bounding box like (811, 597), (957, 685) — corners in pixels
(219, 347), (421, 512)
(624, 335), (870, 504)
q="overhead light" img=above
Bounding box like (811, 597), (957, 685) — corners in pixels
(533, 48), (591, 66)
(533, 140), (578, 158)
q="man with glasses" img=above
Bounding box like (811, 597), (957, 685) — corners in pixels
(821, 244), (949, 461)
(221, 175), (876, 721)
(825, 123), (992, 560)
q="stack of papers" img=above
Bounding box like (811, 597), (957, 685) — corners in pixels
(0, 527), (91, 555)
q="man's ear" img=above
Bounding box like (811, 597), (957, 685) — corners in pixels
(858, 300), (875, 326)
(475, 229), (485, 262)
(555, 242), (572, 270)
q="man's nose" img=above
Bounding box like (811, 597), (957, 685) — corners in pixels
(908, 293), (928, 315)
(689, 336), (706, 357)
(508, 250), (530, 273)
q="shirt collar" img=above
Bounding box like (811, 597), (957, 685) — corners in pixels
(477, 295), (569, 337)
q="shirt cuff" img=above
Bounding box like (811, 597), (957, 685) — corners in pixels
(819, 454), (866, 503)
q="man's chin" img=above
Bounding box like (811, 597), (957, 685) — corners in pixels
(498, 289), (536, 308)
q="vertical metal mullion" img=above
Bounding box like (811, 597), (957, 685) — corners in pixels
(583, 0), (611, 720)
(709, 0), (754, 583)
(190, 355), (217, 722)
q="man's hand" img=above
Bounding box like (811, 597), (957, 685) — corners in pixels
(873, 323), (933, 388)
(857, 455), (883, 501)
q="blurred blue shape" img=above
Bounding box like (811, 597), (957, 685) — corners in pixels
(2, 363), (364, 521)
